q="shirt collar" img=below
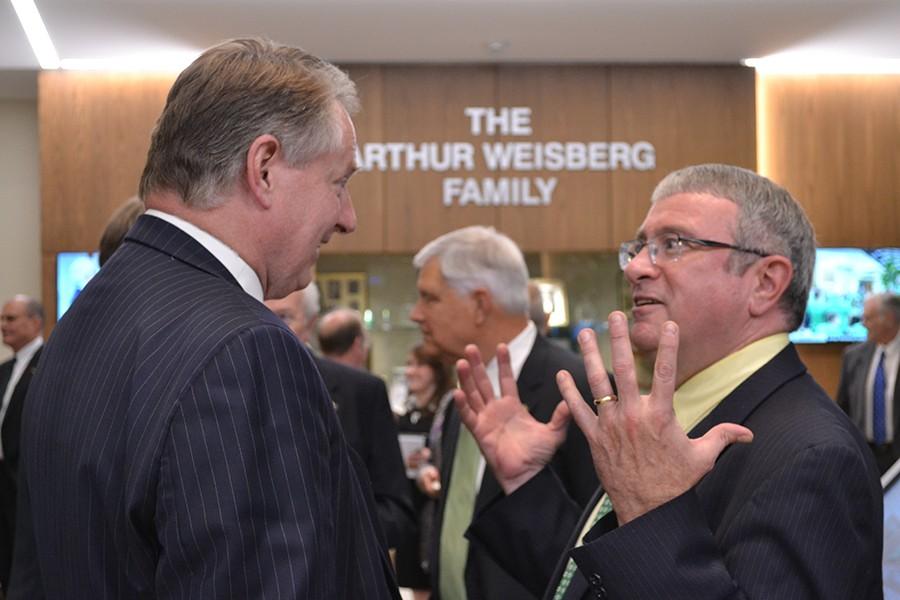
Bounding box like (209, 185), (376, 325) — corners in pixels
(484, 321), (538, 395)
(15, 335), (43, 365)
(673, 333), (790, 433)
(145, 209), (264, 302)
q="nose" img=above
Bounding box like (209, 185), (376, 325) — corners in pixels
(410, 300), (424, 324)
(336, 192), (357, 234)
(623, 244), (657, 285)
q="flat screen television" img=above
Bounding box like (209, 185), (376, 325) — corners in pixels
(57, 251), (100, 320)
(789, 247), (900, 344)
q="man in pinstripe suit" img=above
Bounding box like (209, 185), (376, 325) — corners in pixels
(454, 165), (883, 599)
(9, 38), (398, 599)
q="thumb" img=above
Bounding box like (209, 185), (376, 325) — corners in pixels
(694, 423), (754, 466)
(546, 398), (573, 434)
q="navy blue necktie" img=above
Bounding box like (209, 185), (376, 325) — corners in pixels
(873, 352), (887, 445)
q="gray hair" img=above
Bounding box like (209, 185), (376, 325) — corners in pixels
(651, 164), (816, 331)
(11, 294), (44, 324)
(873, 293), (900, 323)
(139, 37), (359, 209)
(413, 226), (529, 315)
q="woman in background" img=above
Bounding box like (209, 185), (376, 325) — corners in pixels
(395, 345), (454, 598)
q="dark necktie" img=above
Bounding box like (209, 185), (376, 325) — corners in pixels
(873, 352), (887, 445)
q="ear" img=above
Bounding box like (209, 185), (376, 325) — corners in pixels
(747, 255), (793, 318)
(471, 288), (493, 326)
(244, 134), (282, 208)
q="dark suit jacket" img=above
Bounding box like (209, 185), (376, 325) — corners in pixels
(9, 215), (398, 599)
(0, 347), (42, 478)
(468, 344), (883, 600)
(431, 334), (599, 599)
(837, 340), (900, 455)
(314, 356), (415, 549)
(0, 347), (41, 591)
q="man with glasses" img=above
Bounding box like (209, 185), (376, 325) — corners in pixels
(451, 164), (882, 599)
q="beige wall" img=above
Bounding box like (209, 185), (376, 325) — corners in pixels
(0, 98), (40, 363)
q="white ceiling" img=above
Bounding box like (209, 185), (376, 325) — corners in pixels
(2, 0), (900, 98)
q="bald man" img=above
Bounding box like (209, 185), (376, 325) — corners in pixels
(318, 307), (370, 370)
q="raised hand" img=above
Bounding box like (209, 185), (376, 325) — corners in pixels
(454, 343), (572, 495)
(556, 312), (754, 525)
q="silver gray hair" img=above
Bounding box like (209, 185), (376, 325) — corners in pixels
(139, 37), (359, 209)
(651, 164), (816, 331)
(872, 293), (900, 323)
(413, 226), (530, 316)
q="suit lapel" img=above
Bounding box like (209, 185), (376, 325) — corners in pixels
(124, 215), (240, 287)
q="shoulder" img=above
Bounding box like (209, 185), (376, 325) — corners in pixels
(315, 357), (386, 394)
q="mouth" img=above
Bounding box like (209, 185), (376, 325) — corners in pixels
(632, 295), (663, 308)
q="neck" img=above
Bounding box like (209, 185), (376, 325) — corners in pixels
(146, 190), (266, 288)
(474, 314), (529, 363)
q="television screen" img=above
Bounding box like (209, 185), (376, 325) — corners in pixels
(790, 247), (900, 344)
(57, 251), (100, 320)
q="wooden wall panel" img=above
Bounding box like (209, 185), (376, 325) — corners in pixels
(609, 66), (757, 243)
(380, 66), (498, 253)
(759, 74), (900, 247)
(39, 71), (172, 252)
(759, 73), (900, 398)
(495, 66), (613, 251)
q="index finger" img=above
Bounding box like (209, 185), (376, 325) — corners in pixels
(575, 327), (614, 402)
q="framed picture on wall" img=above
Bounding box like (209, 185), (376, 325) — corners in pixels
(317, 272), (368, 312)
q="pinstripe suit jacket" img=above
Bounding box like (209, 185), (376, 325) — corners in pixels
(9, 215), (399, 599)
(468, 344), (883, 599)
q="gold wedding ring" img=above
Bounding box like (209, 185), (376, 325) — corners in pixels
(594, 394), (617, 407)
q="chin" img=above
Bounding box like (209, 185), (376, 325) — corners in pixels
(629, 322), (660, 355)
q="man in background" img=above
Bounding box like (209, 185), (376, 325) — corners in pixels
(410, 225), (597, 599)
(318, 307), (370, 369)
(0, 295), (43, 592)
(838, 292), (900, 473)
(266, 286), (414, 550)
(454, 164), (882, 599)
(10, 38), (397, 598)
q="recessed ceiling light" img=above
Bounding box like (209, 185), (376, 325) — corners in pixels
(486, 40), (510, 54)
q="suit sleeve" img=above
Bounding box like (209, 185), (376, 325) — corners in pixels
(153, 326), (392, 599)
(571, 442), (882, 600)
(466, 467), (584, 598)
(363, 377), (416, 550)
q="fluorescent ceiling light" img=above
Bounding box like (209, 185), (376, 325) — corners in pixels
(60, 51), (200, 72)
(743, 54), (900, 75)
(11, 0), (60, 69)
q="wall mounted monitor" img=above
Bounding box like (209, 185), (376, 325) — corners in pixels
(57, 251), (100, 320)
(789, 247), (900, 344)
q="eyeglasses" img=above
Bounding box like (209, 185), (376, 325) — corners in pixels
(618, 233), (769, 271)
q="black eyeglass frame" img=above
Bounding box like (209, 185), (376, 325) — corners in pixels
(618, 234), (770, 271)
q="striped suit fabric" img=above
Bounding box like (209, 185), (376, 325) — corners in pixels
(9, 215), (398, 599)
